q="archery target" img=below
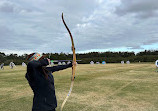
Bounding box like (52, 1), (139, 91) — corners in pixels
(155, 60), (158, 67)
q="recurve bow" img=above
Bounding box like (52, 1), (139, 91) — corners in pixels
(60, 13), (76, 111)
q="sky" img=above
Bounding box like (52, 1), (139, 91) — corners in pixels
(0, 0), (158, 55)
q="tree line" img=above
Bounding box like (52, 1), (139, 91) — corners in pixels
(0, 50), (158, 65)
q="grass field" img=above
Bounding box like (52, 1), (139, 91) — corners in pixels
(0, 63), (158, 111)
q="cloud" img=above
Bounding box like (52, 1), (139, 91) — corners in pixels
(0, 0), (158, 55)
(115, 0), (158, 18)
(0, 0), (33, 14)
(143, 37), (158, 45)
(73, 0), (158, 52)
(0, 25), (45, 51)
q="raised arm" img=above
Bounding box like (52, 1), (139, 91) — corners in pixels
(27, 59), (49, 69)
(46, 63), (72, 73)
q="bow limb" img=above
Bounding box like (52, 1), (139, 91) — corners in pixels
(60, 13), (76, 111)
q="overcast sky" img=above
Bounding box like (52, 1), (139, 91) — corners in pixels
(0, 0), (158, 55)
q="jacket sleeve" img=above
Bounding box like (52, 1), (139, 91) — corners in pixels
(27, 59), (49, 69)
(46, 63), (72, 73)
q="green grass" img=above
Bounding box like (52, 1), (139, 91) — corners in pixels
(0, 63), (158, 111)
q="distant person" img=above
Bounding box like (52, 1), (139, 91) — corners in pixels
(0, 63), (4, 70)
(25, 53), (75, 111)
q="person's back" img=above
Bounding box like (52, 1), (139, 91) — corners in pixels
(26, 59), (57, 111)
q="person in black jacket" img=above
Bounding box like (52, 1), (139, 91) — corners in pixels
(25, 53), (73, 111)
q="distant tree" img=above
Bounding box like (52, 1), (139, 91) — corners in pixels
(0, 50), (158, 64)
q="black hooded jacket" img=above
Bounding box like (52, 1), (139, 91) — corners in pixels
(25, 59), (72, 111)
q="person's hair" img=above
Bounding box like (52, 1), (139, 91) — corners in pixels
(27, 53), (34, 61)
(42, 66), (49, 79)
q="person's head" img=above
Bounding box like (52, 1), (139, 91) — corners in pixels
(27, 53), (45, 62)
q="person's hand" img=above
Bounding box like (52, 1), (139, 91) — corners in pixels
(72, 61), (77, 66)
